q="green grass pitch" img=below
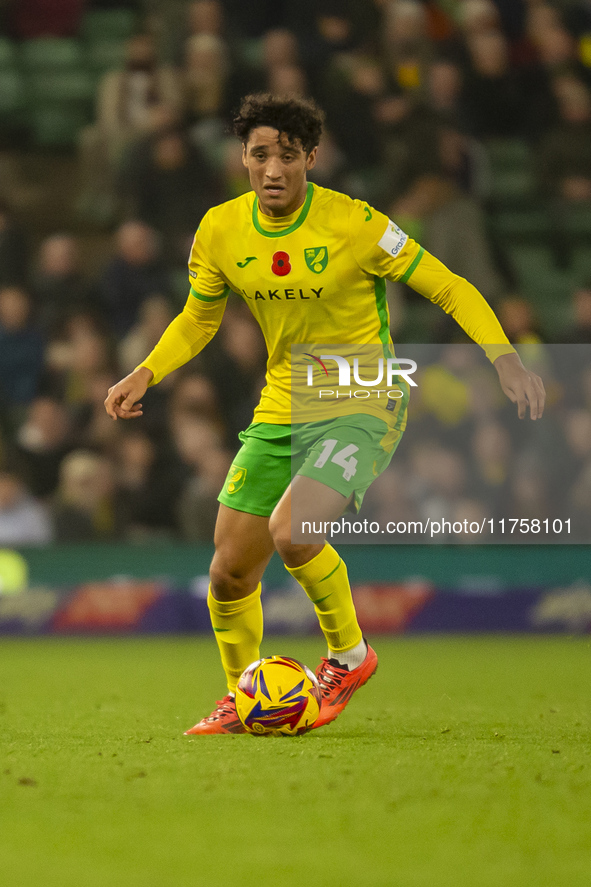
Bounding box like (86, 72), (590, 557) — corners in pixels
(1, 635), (590, 887)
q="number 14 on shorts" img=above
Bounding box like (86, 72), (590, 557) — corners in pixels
(314, 439), (359, 481)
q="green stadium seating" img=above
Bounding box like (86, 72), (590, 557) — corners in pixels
(562, 204), (591, 240)
(22, 38), (84, 70)
(485, 138), (536, 207)
(506, 244), (573, 303)
(486, 138), (531, 169)
(87, 38), (127, 73)
(81, 9), (138, 41)
(28, 105), (92, 147)
(28, 70), (95, 103)
(0, 70), (25, 114)
(0, 38), (17, 67)
(490, 208), (551, 241)
(571, 246), (591, 284)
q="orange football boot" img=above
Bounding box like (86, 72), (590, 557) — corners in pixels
(184, 695), (246, 735)
(312, 643), (378, 729)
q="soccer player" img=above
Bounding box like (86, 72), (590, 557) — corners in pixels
(104, 94), (545, 734)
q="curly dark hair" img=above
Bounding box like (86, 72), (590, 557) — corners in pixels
(232, 94), (324, 155)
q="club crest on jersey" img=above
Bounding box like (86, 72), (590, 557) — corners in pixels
(304, 247), (328, 274)
(272, 251), (291, 276)
(226, 464), (247, 494)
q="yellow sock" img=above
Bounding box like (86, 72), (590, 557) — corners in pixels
(207, 584), (263, 694)
(286, 544), (363, 653)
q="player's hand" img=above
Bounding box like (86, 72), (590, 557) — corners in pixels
(493, 351), (545, 420)
(104, 366), (154, 420)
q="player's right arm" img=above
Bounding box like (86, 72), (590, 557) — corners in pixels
(104, 212), (229, 420)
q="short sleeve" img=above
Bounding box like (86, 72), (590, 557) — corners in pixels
(348, 200), (422, 281)
(188, 211), (229, 302)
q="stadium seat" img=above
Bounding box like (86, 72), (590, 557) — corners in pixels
(506, 244), (573, 306)
(0, 70), (25, 114)
(22, 38), (84, 70)
(486, 138), (531, 169)
(562, 204), (591, 240)
(87, 38), (127, 74)
(0, 38), (17, 67)
(28, 70), (95, 103)
(571, 246), (591, 283)
(490, 208), (551, 241)
(81, 9), (138, 41)
(485, 138), (536, 207)
(28, 105), (92, 147)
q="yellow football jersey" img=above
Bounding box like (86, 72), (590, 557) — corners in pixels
(140, 183), (513, 425)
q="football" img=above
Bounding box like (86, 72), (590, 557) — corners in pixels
(235, 655), (322, 736)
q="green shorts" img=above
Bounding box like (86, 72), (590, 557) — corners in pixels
(218, 414), (404, 517)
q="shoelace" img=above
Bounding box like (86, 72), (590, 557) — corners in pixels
(316, 659), (348, 698)
(207, 696), (235, 722)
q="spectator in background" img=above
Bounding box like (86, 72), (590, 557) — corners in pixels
(0, 287), (45, 418)
(390, 172), (504, 303)
(171, 413), (232, 542)
(198, 303), (266, 441)
(461, 27), (549, 140)
(320, 53), (384, 185)
(496, 296), (544, 343)
(111, 427), (185, 539)
(267, 62), (308, 98)
(52, 449), (118, 542)
(0, 203), (28, 288)
(43, 312), (119, 450)
(361, 463), (421, 529)
(187, 0), (224, 38)
(97, 221), (170, 336)
(184, 34), (231, 126)
(78, 33), (182, 222)
(426, 57), (465, 126)
(459, 0), (501, 39)
(382, 0), (432, 94)
(14, 397), (72, 498)
(374, 90), (442, 206)
(527, 3), (582, 77)
(122, 127), (221, 264)
(119, 294), (174, 376)
(219, 139), (252, 199)
(32, 234), (93, 332)
(0, 469), (52, 545)
(563, 281), (591, 342)
(168, 372), (222, 430)
(538, 73), (591, 202)
(409, 441), (468, 536)
(470, 419), (512, 517)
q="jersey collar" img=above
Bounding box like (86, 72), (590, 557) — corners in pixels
(252, 182), (314, 237)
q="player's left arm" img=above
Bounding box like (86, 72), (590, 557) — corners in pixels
(349, 204), (545, 420)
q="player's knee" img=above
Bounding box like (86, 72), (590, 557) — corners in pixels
(209, 557), (254, 601)
(269, 515), (303, 564)
(268, 511), (289, 554)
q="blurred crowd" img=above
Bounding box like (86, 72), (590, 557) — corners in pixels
(361, 344), (591, 542)
(1, 0), (591, 545)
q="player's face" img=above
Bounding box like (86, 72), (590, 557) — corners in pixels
(242, 127), (317, 217)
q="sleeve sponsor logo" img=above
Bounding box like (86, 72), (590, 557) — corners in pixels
(189, 269), (197, 279)
(378, 220), (408, 258)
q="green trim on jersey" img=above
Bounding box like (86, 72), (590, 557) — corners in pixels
(252, 183), (314, 237)
(373, 276), (390, 348)
(190, 285), (230, 302)
(399, 246), (425, 284)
